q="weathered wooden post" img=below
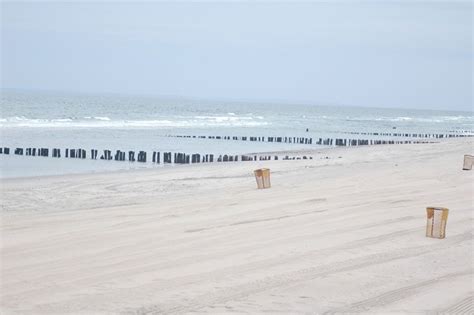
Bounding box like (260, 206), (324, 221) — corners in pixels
(139, 151), (147, 162)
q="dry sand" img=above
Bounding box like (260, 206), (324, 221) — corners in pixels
(1, 139), (473, 314)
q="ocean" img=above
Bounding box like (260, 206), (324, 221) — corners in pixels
(1, 90), (472, 178)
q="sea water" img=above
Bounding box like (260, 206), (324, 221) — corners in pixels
(1, 90), (472, 178)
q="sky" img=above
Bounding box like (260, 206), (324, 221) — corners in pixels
(1, 1), (472, 111)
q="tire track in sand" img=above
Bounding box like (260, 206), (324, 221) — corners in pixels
(126, 232), (472, 314)
(438, 294), (474, 315)
(324, 272), (472, 314)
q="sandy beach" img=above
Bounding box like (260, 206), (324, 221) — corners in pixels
(1, 139), (473, 314)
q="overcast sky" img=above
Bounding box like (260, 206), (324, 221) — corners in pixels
(1, 1), (472, 111)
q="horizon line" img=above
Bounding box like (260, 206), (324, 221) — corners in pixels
(1, 87), (472, 113)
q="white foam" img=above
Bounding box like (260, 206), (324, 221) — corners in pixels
(0, 116), (268, 129)
(346, 115), (474, 124)
(93, 116), (111, 121)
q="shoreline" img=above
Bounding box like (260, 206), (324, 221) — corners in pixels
(0, 138), (458, 181)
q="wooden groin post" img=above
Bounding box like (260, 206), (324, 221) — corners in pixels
(128, 151), (135, 162)
(162, 152), (170, 163)
(152, 151), (161, 164)
(137, 151), (147, 162)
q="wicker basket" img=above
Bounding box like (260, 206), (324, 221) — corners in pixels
(426, 207), (449, 239)
(254, 168), (271, 189)
(463, 155), (473, 170)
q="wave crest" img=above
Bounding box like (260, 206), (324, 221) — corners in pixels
(0, 115), (269, 129)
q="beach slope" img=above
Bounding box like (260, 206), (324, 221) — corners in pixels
(1, 139), (473, 314)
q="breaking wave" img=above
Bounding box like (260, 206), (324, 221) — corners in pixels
(0, 115), (269, 129)
(346, 115), (474, 123)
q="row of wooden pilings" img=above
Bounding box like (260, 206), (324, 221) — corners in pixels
(172, 135), (315, 144)
(339, 131), (473, 138)
(0, 147), (314, 163)
(168, 134), (439, 146)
